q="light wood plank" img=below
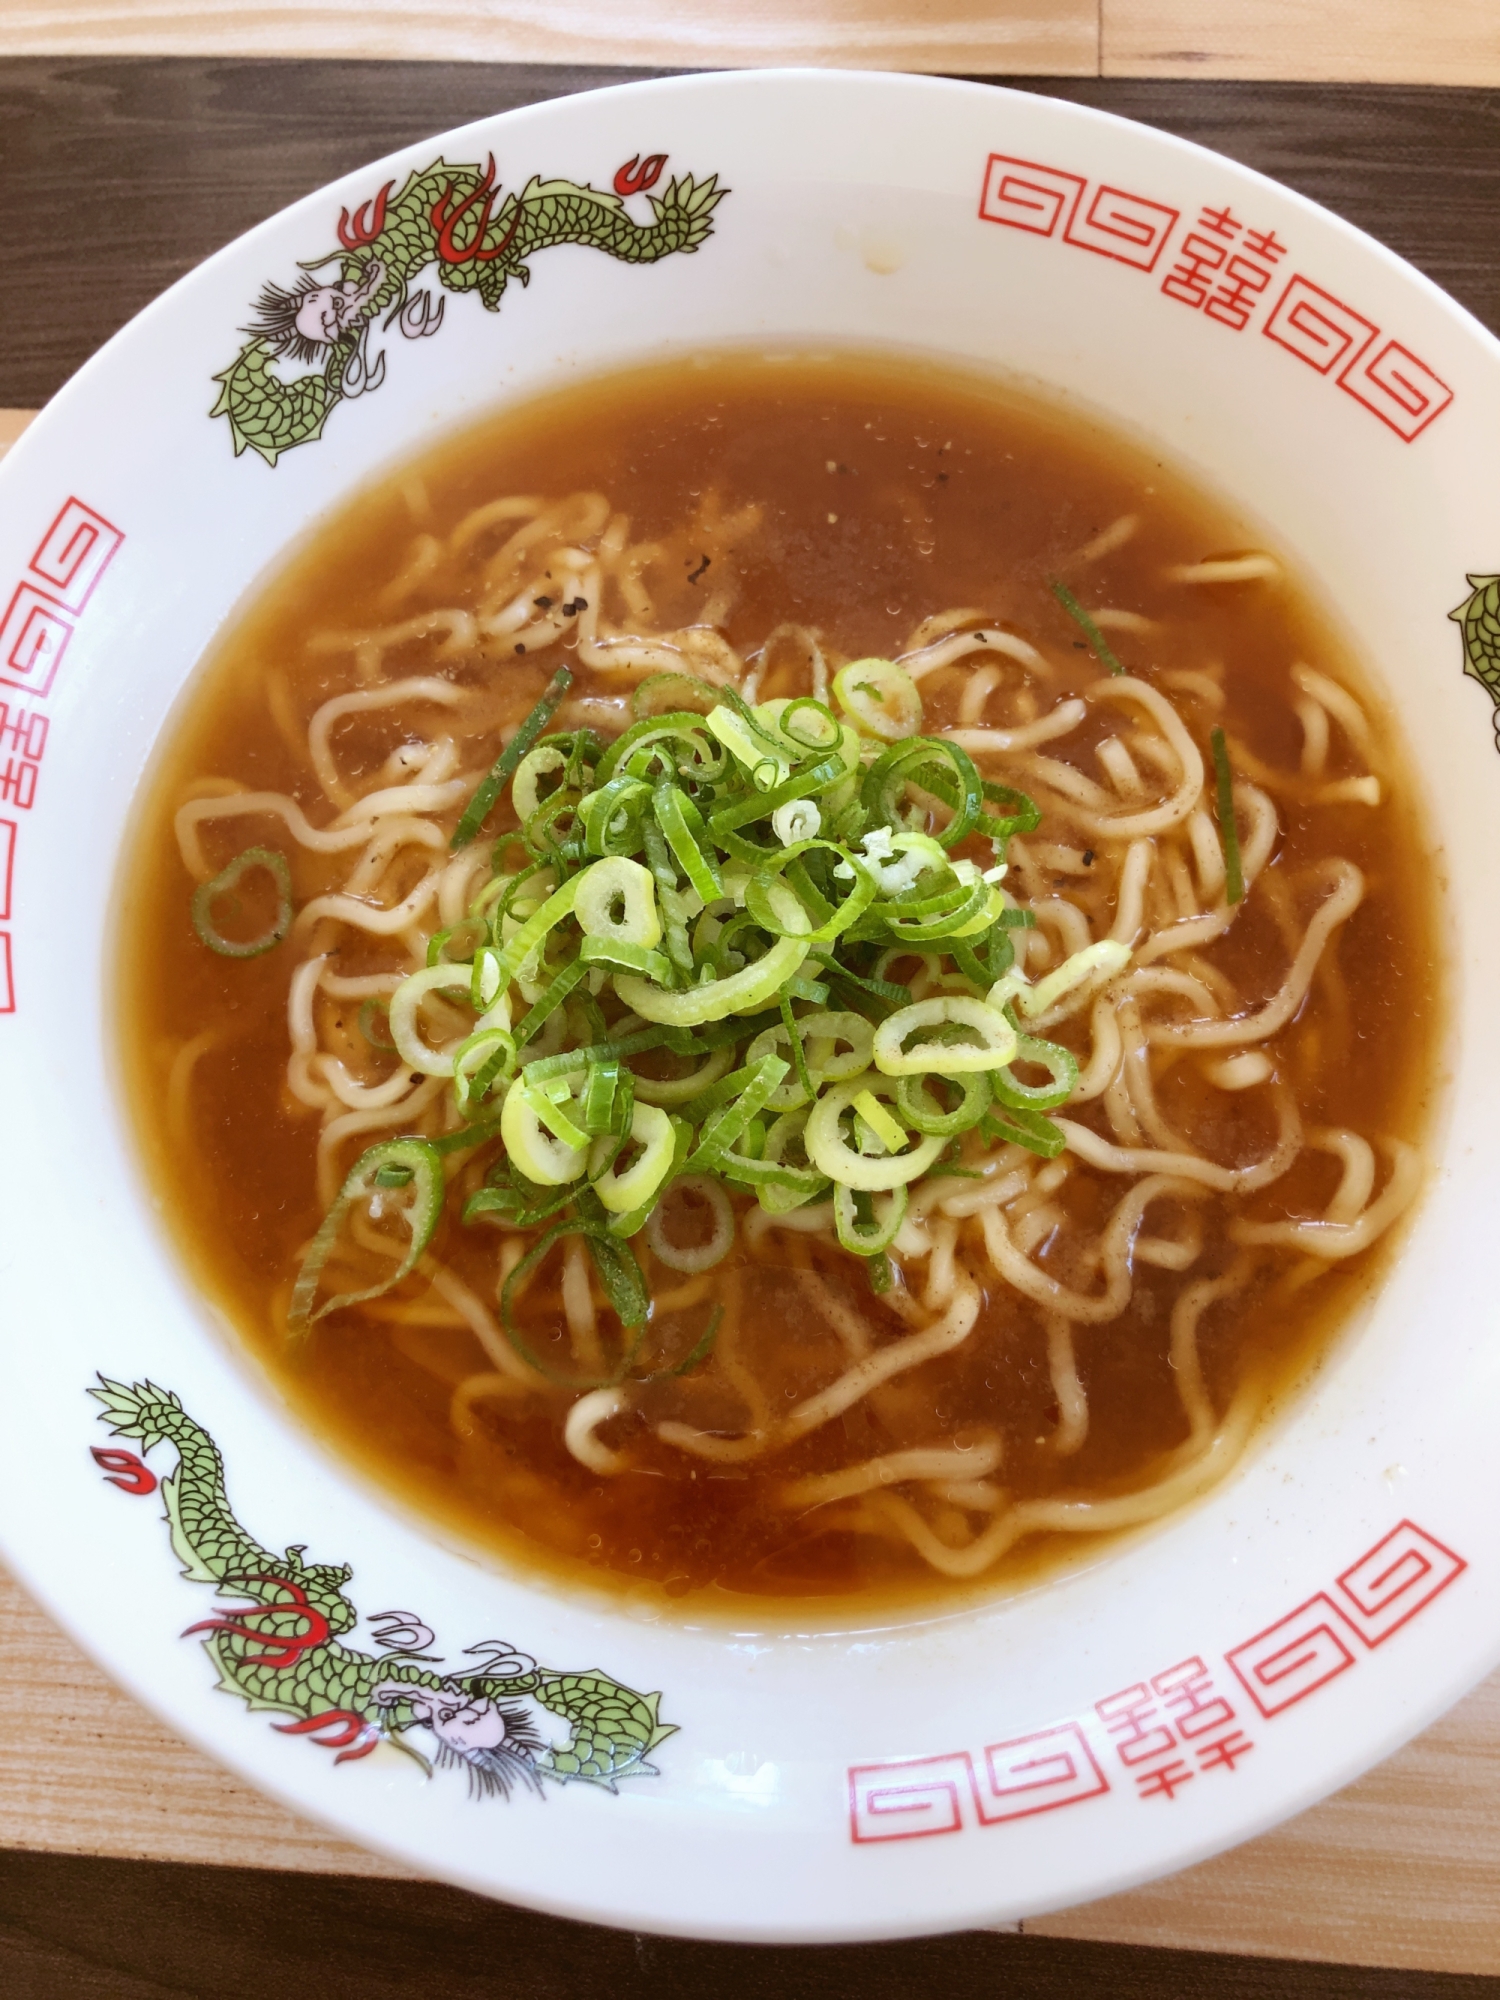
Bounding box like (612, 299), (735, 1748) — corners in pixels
(0, 410), (35, 457)
(0, 1), (1099, 75)
(1033, 1679), (1500, 1974)
(0, 1565), (412, 1876)
(1103, 0), (1500, 86)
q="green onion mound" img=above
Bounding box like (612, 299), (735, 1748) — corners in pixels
(275, 660), (1120, 1383)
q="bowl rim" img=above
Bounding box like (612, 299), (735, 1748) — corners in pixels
(2, 65), (1498, 1942)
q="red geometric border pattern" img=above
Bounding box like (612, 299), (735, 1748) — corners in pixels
(848, 1518), (1467, 1846)
(977, 152), (1453, 444)
(1334, 1519), (1466, 1645)
(0, 495), (125, 1017)
(26, 497), (124, 614)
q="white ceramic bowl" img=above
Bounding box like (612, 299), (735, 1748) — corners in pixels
(2, 70), (1498, 1942)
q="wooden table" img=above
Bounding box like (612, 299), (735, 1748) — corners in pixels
(5, 40), (1500, 1997)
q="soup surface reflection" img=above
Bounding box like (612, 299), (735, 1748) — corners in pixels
(121, 353), (1441, 1615)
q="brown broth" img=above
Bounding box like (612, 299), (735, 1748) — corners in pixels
(118, 351), (1443, 1620)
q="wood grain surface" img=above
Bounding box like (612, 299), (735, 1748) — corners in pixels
(1103, 0), (1500, 85)
(6, 57), (1500, 1990)
(8, 1849), (1500, 2000)
(6, 0), (1500, 85)
(0, 0), (1099, 74)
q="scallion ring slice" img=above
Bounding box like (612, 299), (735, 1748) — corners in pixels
(452, 1024), (517, 1113)
(833, 658), (922, 741)
(992, 1032), (1079, 1112)
(834, 1183), (908, 1256)
(357, 998), (396, 1050)
(989, 938), (1130, 1020)
(983, 1103), (1068, 1160)
(804, 1077), (945, 1192)
(190, 845), (292, 959)
(588, 1100), (676, 1214)
(616, 925), (809, 1027)
(574, 854), (663, 951)
(644, 1173), (734, 1271)
(894, 1070), (992, 1137)
(872, 996), (1018, 1076)
(1211, 725), (1246, 906)
(630, 671), (721, 719)
(511, 742), (570, 825)
(628, 1041), (735, 1106)
(388, 963), (495, 1077)
(501, 1076), (590, 1185)
(499, 1221), (649, 1386)
(756, 1107), (831, 1214)
(288, 1138), (443, 1333)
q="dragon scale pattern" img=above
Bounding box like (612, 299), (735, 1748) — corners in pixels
(91, 1378), (674, 1796)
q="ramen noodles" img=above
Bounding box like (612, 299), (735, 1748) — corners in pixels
(120, 352), (1439, 1610)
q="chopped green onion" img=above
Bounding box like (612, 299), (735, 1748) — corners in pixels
(288, 1138), (443, 1333)
(834, 1183), (907, 1256)
(590, 1100), (675, 1214)
(498, 1220), (649, 1386)
(1049, 580), (1125, 676)
(982, 1104), (1068, 1159)
(1210, 725), (1245, 905)
(833, 658), (922, 741)
(451, 666), (574, 850)
(873, 995), (1018, 1075)
(631, 671), (721, 718)
(895, 1071), (992, 1137)
(452, 1025), (517, 1113)
(512, 956), (587, 1048)
(804, 1078), (945, 1192)
(852, 1088), (907, 1154)
(652, 782), (723, 904)
(267, 606), (1099, 1336)
(502, 1075), (590, 1184)
(191, 846), (293, 958)
(668, 1303), (723, 1375)
(779, 994), (815, 1105)
(992, 1032), (1079, 1112)
(358, 998), (396, 1050)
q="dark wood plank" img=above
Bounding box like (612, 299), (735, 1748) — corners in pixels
(1, 61), (1499, 406)
(2, 1849), (1500, 2000)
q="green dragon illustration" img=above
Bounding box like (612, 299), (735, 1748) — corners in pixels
(90, 1378), (674, 1798)
(211, 151), (726, 467)
(1451, 573), (1500, 743)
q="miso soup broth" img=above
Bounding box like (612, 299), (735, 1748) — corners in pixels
(120, 351), (1442, 1616)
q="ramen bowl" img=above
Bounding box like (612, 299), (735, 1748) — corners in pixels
(1, 70), (1498, 1942)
